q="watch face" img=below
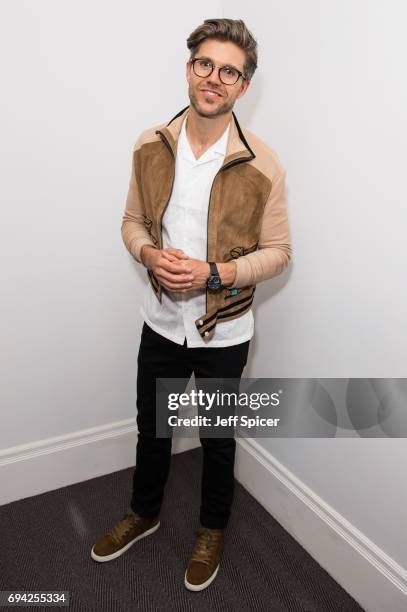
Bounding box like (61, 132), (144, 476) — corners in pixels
(208, 275), (222, 290)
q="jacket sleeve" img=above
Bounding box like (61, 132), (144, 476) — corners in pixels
(121, 135), (158, 265)
(232, 170), (292, 288)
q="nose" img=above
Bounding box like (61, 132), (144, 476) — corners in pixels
(206, 69), (223, 89)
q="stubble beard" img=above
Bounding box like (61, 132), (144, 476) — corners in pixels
(188, 84), (235, 118)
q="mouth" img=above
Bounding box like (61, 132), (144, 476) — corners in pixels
(200, 89), (223, 99)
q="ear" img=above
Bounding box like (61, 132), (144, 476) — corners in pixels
(186, 61), (192, 84)
(236, 78), (251, 100)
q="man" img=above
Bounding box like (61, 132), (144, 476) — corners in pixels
(91, 18), (292, 592)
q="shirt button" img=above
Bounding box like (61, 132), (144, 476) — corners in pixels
(204, 331), (209, 337)
(199, 319), (203, 325)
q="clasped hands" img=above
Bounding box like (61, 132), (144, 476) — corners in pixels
(140, 245), (236, 293)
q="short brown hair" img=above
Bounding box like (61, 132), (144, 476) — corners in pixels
(186, 18), (258, 81)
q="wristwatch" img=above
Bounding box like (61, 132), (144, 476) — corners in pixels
(206, 262), (223, 291)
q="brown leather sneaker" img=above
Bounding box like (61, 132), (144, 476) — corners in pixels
(184, 527), (225, 591)
(91, 508), (160, 562)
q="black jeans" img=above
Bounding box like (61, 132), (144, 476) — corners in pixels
(130, 322), (250, 529)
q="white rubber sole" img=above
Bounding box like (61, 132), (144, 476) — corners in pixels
(184, 563), (219, 591)
(91, 521), (160, 562)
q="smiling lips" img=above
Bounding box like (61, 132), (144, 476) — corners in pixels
(200, 89), (222, 98)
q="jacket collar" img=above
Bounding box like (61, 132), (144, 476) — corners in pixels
(155, 105), (255, 170)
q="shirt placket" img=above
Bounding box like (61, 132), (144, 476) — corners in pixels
(180, 158), (196, 345)
(178, 118), (229, 346)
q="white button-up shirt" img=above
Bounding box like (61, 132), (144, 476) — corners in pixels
(140, 113), (254, 347)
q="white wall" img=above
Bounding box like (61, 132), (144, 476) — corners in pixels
(230, 1), (407, 378)
(222, 1), (407, 569)
(1, 0), (406, 592)
(0, 0), (220, 447)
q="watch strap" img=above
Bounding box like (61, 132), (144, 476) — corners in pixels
(209, 262), (219, 276)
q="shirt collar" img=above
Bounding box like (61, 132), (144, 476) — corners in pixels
(179, 112), (231, 162)
(155, 105), (255, 168)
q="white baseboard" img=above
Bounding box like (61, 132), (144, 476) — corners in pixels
(0, 418), (199, 506)
(1, 422), (406, 612)
(234, 437), (407, 612)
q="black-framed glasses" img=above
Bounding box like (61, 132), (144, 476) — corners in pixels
(190, 57), (246, 86)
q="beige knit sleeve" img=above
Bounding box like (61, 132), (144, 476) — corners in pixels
(232, 170), (292, 288)
(121, 136), (157, 265)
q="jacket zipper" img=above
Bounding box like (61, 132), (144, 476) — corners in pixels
(155, 130), (177, 245)
(154, 130), (177, 302)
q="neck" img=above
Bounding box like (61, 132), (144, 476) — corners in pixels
(185, 106), (231, 150)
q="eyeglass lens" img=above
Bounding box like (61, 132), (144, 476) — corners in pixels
(193, 59), (240, 85)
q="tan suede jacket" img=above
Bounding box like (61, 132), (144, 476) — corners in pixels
(121, 105), (292, 342)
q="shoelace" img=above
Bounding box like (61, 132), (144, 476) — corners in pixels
(107, 513), (141, 545)
(190, 528), (222, 566)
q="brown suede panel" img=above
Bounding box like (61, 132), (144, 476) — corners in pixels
(213, 163), (271, 264)
(133, 141), (175, 234)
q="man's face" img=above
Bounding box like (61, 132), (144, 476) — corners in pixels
(186, 39), (250, 119)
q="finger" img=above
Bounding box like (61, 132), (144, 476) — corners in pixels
(166, 248), (190, 260)
(159, 269), (198, 290)
(157, 268), (194, 283)
(159, 260), (193, 274)
(161, 251), (177, 262)
(162, 280), (193, 291)
(161, 250), (185, 264)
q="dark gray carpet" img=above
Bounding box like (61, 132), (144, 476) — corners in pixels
(0, 447), (364, 611)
